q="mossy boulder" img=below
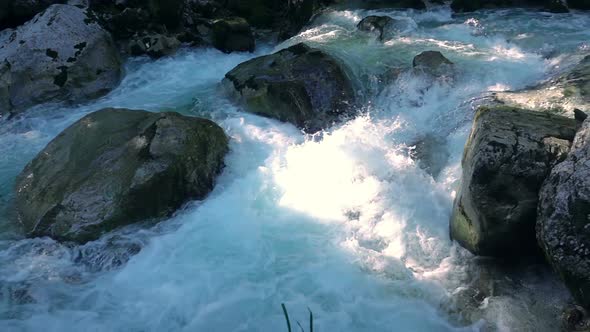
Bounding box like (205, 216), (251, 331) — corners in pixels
(212, 17), (254, 54)
(537, 118), (590, 308)
(450, 106), (577, 256)
(223, 43), (356, 132)
(0, 4), (121, 116)
(14, 108), (229, 243)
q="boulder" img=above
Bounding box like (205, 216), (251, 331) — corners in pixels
(537, 118), (590, 308)
(0, 4), (121, 116)
(0, 0), (65, 30)
(211, 17), (254, 54)
(494, 55), (590, 115)
(357, 15), (394, 40)
(412, 50), (454, 78)
(128, 33), (181, 58)
(450, 106), (578, 257)
(223, 43), (355, 132)
(14, 108), (229, 243)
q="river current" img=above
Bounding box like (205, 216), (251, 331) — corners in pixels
(1, 6), (589, 331)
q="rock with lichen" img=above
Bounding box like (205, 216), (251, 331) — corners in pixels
(0, 4), (121, 116)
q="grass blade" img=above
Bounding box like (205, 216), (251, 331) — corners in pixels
(308, 307), (313, 332)
(281, 303), (292, 332)
(297, 321), (305, 332)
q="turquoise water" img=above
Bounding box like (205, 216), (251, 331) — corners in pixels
(1, 7), (589, 331)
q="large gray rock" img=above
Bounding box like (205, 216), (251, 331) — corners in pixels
(537, 118), (590, 308)
(14, 108), (229, 243)
(0, 4), (122, 116)
(450, 106), (578, 257)
(223, 43), (355, 132)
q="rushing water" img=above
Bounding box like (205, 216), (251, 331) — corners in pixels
(1, 6), (589, 332)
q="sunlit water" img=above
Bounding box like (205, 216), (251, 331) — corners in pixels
(1, 7), (589, 331)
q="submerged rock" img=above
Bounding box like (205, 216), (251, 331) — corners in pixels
(537, 118), (590, 308)
(223, 43), (355, 132)
(14, 108), (229, 243)
(412, 50), (454, 78)
(411, 134), (449, 178)
(212, 17), (254, 54)
(0, 4), (121, 116)
(450, 106), (577, 257)
(494, 55), (590, 115)
(357, 15), (394, 40)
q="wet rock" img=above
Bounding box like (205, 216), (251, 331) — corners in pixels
(450, 106), (578, 257)
(128, 33), (181, 58)
(223, 43), (356, 132)
(0, 4), (121, 116)
(537, 118), (590, 308)
(357, 15), (394, 40)
(411, 134), (449, 177)
(412, 50), (454, 78)
(212, 17), (254, 54)
(14, 108), (229, 243)
(494, 55), (590, 115)
(0, 0), (65, 30)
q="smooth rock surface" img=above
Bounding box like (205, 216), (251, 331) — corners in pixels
(15, 108), (229, 243)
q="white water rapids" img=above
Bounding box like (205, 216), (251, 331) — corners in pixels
(1, 6), (590, 331)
